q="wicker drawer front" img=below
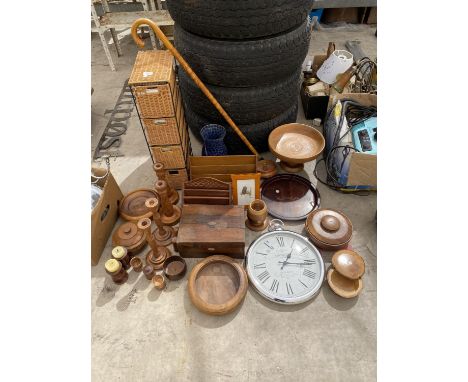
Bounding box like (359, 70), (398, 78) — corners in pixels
(151, 145), (186, 169)
(165, 168), (188, 190)
(134, 84), (175, 118)
(143, 118), (181, 146)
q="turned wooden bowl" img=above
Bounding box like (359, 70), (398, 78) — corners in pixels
(163, 255), (187, 281)
(268, 123), (325, 173)
(327, 268), (363, 298)
(188, 255), (248, 316)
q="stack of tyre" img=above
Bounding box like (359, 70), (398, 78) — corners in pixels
(166, 0), (314, 154)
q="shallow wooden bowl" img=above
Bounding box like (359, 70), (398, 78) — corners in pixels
(268, 123), (325, 172)
(188, 255), (248, 316)
(327, 268), (363, 298)
(163, 255), (187, 281)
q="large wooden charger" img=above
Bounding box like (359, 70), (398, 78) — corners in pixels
(119, 188), (160, 222)
(268, 123), (325, 173)
(188, 255), (248, 316)
(305, 208), (353, 250)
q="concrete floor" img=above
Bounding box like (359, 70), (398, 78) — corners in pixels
(92, 23), (377, 382)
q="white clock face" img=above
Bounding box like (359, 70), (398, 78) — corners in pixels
(246, 230), (324, 304)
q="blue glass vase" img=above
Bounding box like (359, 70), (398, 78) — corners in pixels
(200, 124), (228, 156)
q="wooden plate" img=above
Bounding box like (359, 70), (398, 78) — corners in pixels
(119, 188), (160, 222)
(327, 268), (363, 298)
(188, 255), (248, 316)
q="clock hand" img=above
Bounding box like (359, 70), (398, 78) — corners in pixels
(280, 248), (294, 270)
(278, 261), (311, 266)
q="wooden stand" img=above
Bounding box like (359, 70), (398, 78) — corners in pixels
(154, 162), (179, 204)
(145, 198), (175, 246)
(137, 218), (170, 271)
(154, 180), (181, 226)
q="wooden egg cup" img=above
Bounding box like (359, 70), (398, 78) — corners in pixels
(145, 198), (175, 247)
(245, 199), (269, 232)
(152, 274), (166, 290)
(154, 180), (181, 226)
(154, 162), (179, 205)
(137, 218), (170, 271)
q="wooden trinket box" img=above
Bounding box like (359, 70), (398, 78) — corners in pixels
(176, 205), (245, 258)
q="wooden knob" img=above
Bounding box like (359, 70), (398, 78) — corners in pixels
(320, 215), (340, 231)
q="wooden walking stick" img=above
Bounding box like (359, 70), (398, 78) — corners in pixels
(130, 18), (259, 156)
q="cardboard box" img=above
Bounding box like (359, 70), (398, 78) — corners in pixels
(328, 93), (377, 188)
(91, 167), (123, 265)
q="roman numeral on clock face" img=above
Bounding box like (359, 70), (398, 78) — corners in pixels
(276, 236), (284, 247)
(298, 247), (309, 255)
(270, 279), (279, 293)
(304, 259), (316, 265)
(264, 241), (274, 250)
(286, 282), (293, 295)
(258, 270), (270, 283)
(254, 263), (266, 269)
(303, 269), (316, 279)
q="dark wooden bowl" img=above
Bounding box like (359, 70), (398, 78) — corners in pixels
(163, 255), (187, 281)
(188, 255), (248, 316)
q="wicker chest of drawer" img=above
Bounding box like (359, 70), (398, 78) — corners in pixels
(129, 50), (192, 189)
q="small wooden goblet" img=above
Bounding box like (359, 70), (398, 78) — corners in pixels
(246, 199), (269, 231)
(130, 257), (143, 272)
(137, 217), (170, 271)
(152, 274), (166, 290)
(145, 198), (175, 247)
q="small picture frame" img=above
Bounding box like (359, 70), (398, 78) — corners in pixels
(231, 173), (261, 206)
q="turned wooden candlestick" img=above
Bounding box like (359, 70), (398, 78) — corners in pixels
(154, 162), (179, 205)
(145, 198), (175, 247)
(154, 180), (181, 226)
(137, 217), (170, 271)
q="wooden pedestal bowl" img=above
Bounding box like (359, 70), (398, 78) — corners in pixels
(188, 255), (248, 316)
(268, 123), (325, 173)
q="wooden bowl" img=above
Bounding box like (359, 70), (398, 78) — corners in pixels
(327, 268), (363, 298)
(268, 123), (325, 173)
(188, 255), (248, 316)
(163, 255), (187, 281)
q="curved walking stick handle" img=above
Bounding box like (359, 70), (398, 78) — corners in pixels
(130, 18), (259, 156)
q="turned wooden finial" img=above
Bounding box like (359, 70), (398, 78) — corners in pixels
(154, 180), (181, 226)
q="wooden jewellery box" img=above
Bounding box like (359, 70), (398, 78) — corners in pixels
(176, 204), (245, 258)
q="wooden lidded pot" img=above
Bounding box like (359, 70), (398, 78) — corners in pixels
(305, 208), (353, 251)
(104, 259), (128, 285)
(327, 249), (365, 298)
(112, 221), (146, 255)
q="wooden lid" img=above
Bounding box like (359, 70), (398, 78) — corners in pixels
(305, 208), (352, 246)
(257, 160), (277, 178)
(111, 246), (127, 260)
(119, 188), (160, 222)
(332, 250), (365, 280)
(105, 259), (121, 273)
(112, 222), (146, 250)
(327, 268), (362, 298)
(128, 50), (173, 86)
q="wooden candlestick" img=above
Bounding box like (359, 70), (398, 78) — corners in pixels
(145, 198), (175, 246)
(137, 218), (170, 270)
(154, 180), (181, 226)
(154, 162), (179, 205)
